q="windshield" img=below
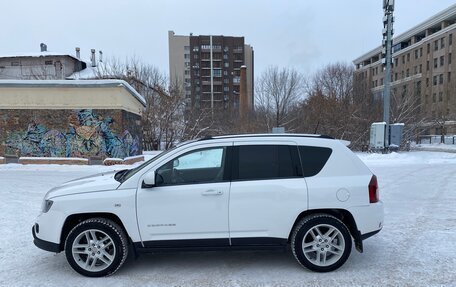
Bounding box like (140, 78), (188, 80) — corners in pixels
(116, 140), (197, 183)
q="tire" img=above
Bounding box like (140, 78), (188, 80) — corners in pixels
(64, 218), (129, 277)
(291, 214), (352, 272)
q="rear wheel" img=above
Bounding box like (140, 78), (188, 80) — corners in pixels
(291, 214), (352, 272)
(64, 218), (128, 277)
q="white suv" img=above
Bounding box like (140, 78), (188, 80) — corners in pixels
(33, 134), (383, 277)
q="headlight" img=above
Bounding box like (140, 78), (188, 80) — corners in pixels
(41, 199), (54, 213)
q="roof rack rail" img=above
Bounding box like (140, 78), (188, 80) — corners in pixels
(197, 134), (335, 141)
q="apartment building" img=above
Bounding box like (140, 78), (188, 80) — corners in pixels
(168, 31), (254, 113)
(353, 4), (456, 134)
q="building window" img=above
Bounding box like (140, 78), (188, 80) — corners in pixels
(380, 78), (384, 85)
(440, 56), (444, 66)
(449, 53), (452, 65)
(427, 43), (430, 54)
(434, 58), (438, 68)
(184, 46), (190, 51)
(223, 86), (229, 92)
(414, 66), (418, 75)
(224, 62), (229, 68)
(11, 61), (20, 66)
(45, 60), (53, 65)
(439, 74), (444, 85)
(407, 53), (410, 62)
(433, 75), (437, 85)
(415, 49), (419, 59)
(395, 73), (398, 81)
(427, 60), (430, 71)
(401, 71), (405, 78)
(433, 93), (436, 103)
(223, 70), (228, 76)
(420, 47), (423, 57)
(194, 54), (198, 59)
(426, 77), (430, 87)
(406, 69), (410, 77)
(394, 58), (398, 66)
(184, 54), (190, 59)
(419, 64), (422, 73)
(439, 92), (443, 102)
(213, 69), (222, 77)
(441, 37), (445, 49)
(223, 78), (229, 84)
(402, 55), (405, 64)
(434, 40), (439, 51)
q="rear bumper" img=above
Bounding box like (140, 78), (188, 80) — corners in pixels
(361, 228), (382, 240)
(32, 225), (61, 253)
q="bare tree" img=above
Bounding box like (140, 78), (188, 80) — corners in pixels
(298, 62), (382, 149)
(255, 66), (304, 131)
(97, 57), (213, 149)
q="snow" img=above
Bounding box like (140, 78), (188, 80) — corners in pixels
(19, 157), (88, 161)
(1, 151), (455, 286)
(0, 51), (79, 61)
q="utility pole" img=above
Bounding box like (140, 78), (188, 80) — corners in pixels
(382, 0), (394, 150)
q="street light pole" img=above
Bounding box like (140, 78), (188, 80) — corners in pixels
(382, 0), (394, 150)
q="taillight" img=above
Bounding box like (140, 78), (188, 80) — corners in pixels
(369, 175), (379, 203)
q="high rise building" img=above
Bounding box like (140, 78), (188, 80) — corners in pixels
(353, 4), (456, 134)
(168, 31), (254, 113)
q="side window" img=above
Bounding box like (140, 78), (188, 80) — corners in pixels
(236, 145), (300, 181)
(298, 146), (332, 177)
(156, 147), (226, 186)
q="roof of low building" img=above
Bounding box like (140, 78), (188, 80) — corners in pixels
(0, 79), (146, 107)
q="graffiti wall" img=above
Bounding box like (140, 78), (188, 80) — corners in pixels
(0, 109), (142, 158)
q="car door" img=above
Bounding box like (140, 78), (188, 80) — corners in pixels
(229, 141), (308, 246)
(136, 143), (232, 248)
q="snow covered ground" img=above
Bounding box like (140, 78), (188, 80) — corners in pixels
(0, 151), (455, 287)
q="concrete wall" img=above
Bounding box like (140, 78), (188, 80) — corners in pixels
(0, 86), (144, 115)
(0, 109), (142, 159)
(244, 44), (254, 109)
(168, 31), (190, 87)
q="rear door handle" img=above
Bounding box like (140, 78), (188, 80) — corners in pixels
(202, 189), (223, 196)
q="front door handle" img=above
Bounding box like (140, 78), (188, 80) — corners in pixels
(202, 189), (223, 196)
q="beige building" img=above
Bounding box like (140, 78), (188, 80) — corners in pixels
(0, 80), (145, 160)
(353, 4), (456, 134)
(168, 31), (254, 112)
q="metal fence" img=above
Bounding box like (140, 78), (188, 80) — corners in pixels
(418, 135), (456, 145)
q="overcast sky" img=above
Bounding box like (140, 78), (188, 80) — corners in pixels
(1, 0), (455, 77)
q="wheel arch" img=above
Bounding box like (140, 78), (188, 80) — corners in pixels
(59, 212), (130, 251)
(288, 209), (363, 252)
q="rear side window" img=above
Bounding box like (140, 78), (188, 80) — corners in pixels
(298, 146), (332, 177)
(235, 145), (301, 180)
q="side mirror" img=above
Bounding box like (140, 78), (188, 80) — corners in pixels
(142, 172), (156, 188)
(173, 159), (180, 168)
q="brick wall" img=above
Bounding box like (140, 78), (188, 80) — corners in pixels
(0, 109), (142, 158)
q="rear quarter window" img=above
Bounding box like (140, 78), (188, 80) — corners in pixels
(298, 146), (332, 177)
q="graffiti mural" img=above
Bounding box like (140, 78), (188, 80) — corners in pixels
(5, 109), (140, 158)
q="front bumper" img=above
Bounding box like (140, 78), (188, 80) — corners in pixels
(32, 225), (61, 253)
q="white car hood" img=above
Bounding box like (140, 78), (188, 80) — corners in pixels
(45, 170), (122, 199)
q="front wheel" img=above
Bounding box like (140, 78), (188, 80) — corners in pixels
(64, 218), (129, 277)
(291, 214), (352, 272)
